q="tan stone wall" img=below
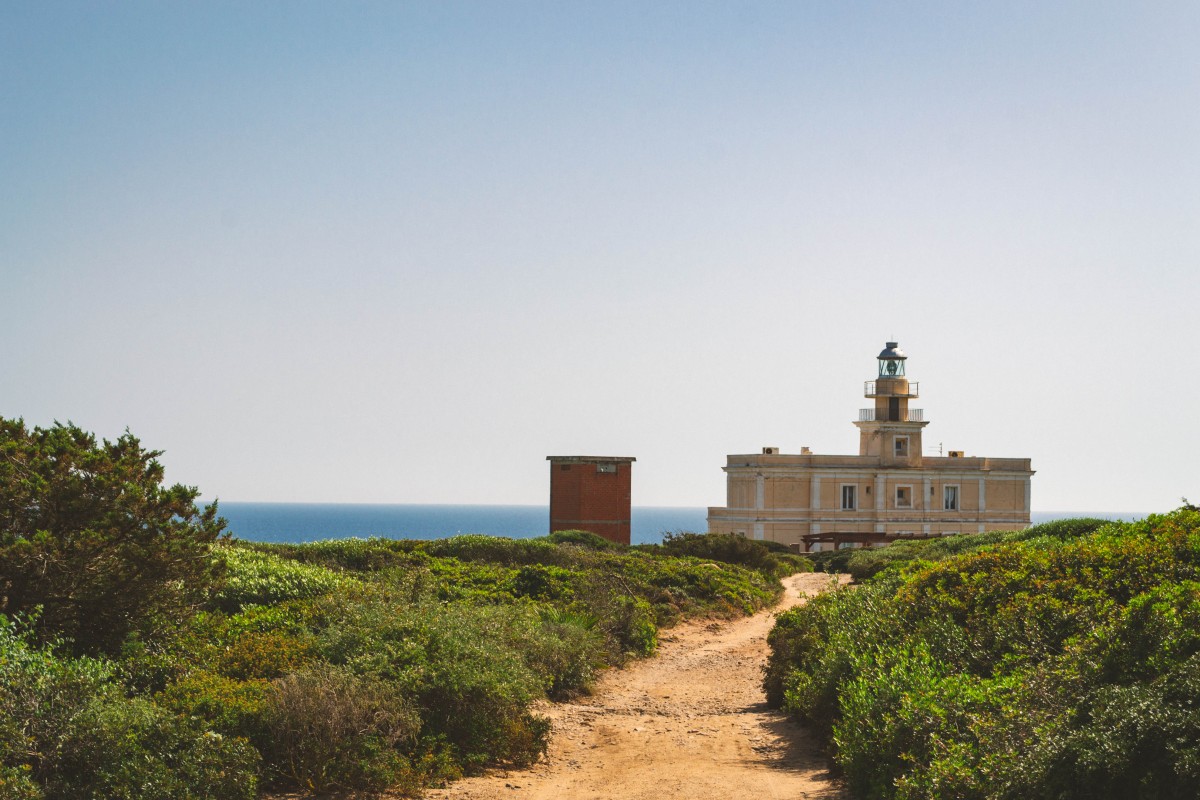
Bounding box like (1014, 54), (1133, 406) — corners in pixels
(762, 523), (808, 547)
(820, 480), (840, 510)
(987, 479), (1020, 510)
(727, 477), (755, 508)
(774, 478), (809, 509)
(707, 509), (760, 538)
(964, 481), (981, 511)
(763, 477), (778, 510)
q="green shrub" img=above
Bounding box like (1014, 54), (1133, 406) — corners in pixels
(423, 557), (519, 603)
(0, 766), (40, 800)
(513, 564), (577, 602)
(764, 606), (814, 709)
(1029, 656), (1200, 800)
(211, 545), (353, 612)
(0, 418), (226, 655)
(262, 664), (421, 794)
(529, 607), (603, 697)
(605, 596), (658, 658)
(313, 598), (552, 771)
(217, 629), (317, 680)
(248, 537), (422, 571)
(759, 538), (796, 553)
(767, 572), (906, 733)
(654, 531), (812, 578)
(1013, 516), (1115, 542)
(0, 617), (117, 791)
(51, 696), (259, 800)
(843, 517), (1115, 582)
(420, 534), (560, 566)
(0, 628), (43, 800)
(764, 510), (1200, 799)
(590, 548), (779, 620)
(157, 671), (271, 740)
(807, 547), (857, 574)
(542, 529), (624, 550)
(0, 617), (258, 800)
(224, 601), (319, 638)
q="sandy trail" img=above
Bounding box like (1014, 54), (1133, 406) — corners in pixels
(423, 572), (848, 800)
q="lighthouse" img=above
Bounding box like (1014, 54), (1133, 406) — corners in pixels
(705, 342), (1034, 551)
(855, 342), (928, 465)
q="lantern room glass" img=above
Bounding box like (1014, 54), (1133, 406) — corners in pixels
(878, 358), (906, 377)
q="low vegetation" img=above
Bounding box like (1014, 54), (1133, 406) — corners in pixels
(766, 508), (1200, 800)
(644, 530), (812, 579)
(804, 517), (1112, 580)
(0, 418), (804, 798)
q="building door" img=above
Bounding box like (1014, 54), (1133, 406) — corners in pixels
(889, 397), (900, 421)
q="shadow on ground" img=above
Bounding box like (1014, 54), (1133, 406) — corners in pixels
(741, 701), (846, 796)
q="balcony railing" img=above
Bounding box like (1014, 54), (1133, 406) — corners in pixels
(858, 408), (924, 422)
(864, 381), (919, 398)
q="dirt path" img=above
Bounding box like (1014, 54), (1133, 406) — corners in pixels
(423, 572), (848, 800)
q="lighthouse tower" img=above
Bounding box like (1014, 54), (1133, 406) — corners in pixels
(854, 342), (928, 467)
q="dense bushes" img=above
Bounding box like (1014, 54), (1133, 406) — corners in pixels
(804, 518), (1112, 579)
(544, 529), (623, 550)
(262, 665), (422, 794)
(0, 419), (225, 654)
(650, 531), (812, 579)
(766, 510), (1200, 799)
(311, 597), (562, 770)
(190, 534), (786, 792)
(3, 518), (796, 797)
(210, 545), (356, 612)
(0, 617), (259, 800)
(230, 533), (789, 792)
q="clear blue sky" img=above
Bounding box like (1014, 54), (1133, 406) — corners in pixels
(3, 2), (1197, 511)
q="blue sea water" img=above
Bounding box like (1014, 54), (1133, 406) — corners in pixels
(216, 503), (708, 546)
(213, 503), (1147, 547)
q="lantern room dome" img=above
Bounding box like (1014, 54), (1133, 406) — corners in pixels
(878, 342), (906, 360)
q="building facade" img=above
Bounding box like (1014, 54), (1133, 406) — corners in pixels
(547, 456), (636, 545)
(706, 343), (1033, 552)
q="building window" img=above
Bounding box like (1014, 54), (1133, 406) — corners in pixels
(894, 436), (909, 457)
(944, 485), (960, 511)
(895, 485), (912, 508)
(841, 484), (857, 510)
(596, 463), (617, 474)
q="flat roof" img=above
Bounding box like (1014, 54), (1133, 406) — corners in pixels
(547, 456), (636, 463)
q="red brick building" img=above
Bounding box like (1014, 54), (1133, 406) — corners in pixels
(547, 456), (636, 545)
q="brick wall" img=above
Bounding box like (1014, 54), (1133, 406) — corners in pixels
(548, 458), (633, 545)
